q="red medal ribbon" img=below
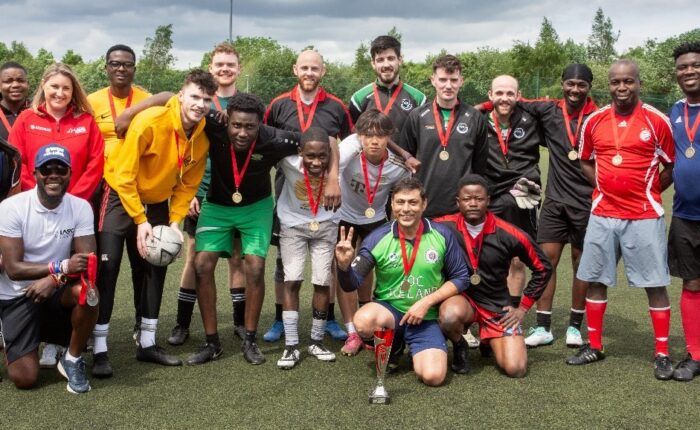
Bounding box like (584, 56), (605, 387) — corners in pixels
(295, 86), (321, 132)
(373, 82), (403, 115)
(230, 139), (257, 190)
(432, 100), (456, 151)
(561, 103), (586, 150)
(360, 151), (386, 207)
(609, 104), (639, 156)
(491, 111), (511, 157)
(0, 108), (12, 133)
(79, 253), (97, 305)
(212, 96), (223, 112)
(456, 214), (486, 273)
(302, 165), (325, 217)
(107, 88), (133, 124)
(173, 132), (186, 179)
(684, 102), (700, 144)
(398, 220), (424, 280)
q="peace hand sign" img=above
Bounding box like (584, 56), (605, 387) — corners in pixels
(335, 226), (355, 270)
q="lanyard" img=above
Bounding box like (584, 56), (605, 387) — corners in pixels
(107, 88), (133, 123)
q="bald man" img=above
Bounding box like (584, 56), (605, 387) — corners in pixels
(263, 49), (352, 343)
(483, 75), (544, 309)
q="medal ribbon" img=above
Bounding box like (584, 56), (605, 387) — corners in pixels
(456, 214), (485, 274)
(295, 86), (321, 132)
(0, 108), (12, 133)
(491, 111), (511, 157)
(432, 100), (456, 151)
(173, 132), (186, 180)
(360, 151), (386, 207)
(561, 102), (586, 150)
(230, 139), (257, 190)
(610, 104), (639, 156)
(373, 82), (403, 115)
(398, 221), (424, 281)
(107, 88), (133, 124)
(684, 102), (700, 145)
(302, 166), (325, 217)
(212, 96), (223, 112)
(79, 253), (97, 305)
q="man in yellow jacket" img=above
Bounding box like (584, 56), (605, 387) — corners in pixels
(98, 70), (216, 370)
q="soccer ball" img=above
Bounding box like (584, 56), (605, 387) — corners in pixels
(144, 225), (183, 266)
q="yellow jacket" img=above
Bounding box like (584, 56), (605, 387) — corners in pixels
(104, 95), (208, 224)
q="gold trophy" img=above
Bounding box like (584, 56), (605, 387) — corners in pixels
(369, 329), (394, 404)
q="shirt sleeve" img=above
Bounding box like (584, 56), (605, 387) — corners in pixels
(73, 197), (95, 237)
(654, 114), (675, 164)
(434, 223), (470, 293)
(511, 228), (552, 309)
(7, 113), (33, 192)
(578, 114), (597, 161)
(472, 114), (489, 176)
(398, 111), (419, 155)
(269, 128), (302, 163)
(0, 198), (22, 237)
(336, 247), (376, 292)
(109, 120), (151, 224)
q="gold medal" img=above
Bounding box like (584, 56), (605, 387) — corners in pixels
(232, 191), (243, 203)
(568, 150), (578, 161)
(470, 273), (481, 285)
(309, 220), (320, 231)
(612, 154), (623, 166)
(686, 146), (696, 159)
(439, 150), (450, 161)
(400, 280), (410, 291)
(365, 207), (376, 218)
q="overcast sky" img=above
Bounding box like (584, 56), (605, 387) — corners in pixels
(2, 1), (699, 68)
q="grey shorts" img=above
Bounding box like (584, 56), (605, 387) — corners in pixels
(576, 215), (671, 288)
(279, 220), (337, 286)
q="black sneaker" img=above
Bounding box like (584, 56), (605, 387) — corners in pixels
(451, 339), (470, 374)
(242, 339), (266, 365)
(167, 325), (190, 346)
(653, 354), (674, 380)
(672, 355), (700, 382)
(91, 352), (114, 378)
(186, 343), (223, 365)
(566, 343), (605, 365)
(233, 325), (246, 340)
(136, 344), (183, 366)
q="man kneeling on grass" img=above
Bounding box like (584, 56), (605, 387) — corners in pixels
(335, 177), (469, 386)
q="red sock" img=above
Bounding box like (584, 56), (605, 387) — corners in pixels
(649, 306), (671, 356)
(586, 298), (607, 350)
(680, 289), (700, 360)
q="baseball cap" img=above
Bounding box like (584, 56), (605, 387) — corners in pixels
(34, 143), (71, 168)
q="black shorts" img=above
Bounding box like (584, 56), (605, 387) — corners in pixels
(0, 285), (73, 364)
(337, 219), (387, 248)
(668, 216), (700, 280)
(489, 192), (538, 239)
(97, 186), (169, 235)
(536, 198), (590, 249)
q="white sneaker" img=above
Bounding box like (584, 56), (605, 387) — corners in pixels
(524, 327), (554, 347)
(277, 347), (301, 369)
(308, 342), (336, 362)
(565, 326), (583, 348)
(463, 329), (480, 348)
(39, 343), (63, 368)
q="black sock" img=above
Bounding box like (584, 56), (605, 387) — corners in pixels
(327, 303), (336, 321)
(206, 333), (221, 347)
(176, 288), (197, 328)
(275, 303), (283, 322)
(230, 288), (245, 326)
(245, 331), (257, 342)
(510, 295), (521, 308)
(569, 309), (585, 330)
(536, 311), (552, 331)
(453, 337), (467, 348)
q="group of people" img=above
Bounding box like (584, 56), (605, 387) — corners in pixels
(0, 34), (698, 394)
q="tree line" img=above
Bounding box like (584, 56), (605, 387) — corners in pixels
(1, 8), (698, 113)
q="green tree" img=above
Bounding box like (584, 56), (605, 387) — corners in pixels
(61, 49), (83, 66)
(139, 24), (178, 92)
(587, 8), (619, 63)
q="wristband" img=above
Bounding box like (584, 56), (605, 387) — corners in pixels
(50, 274), (67, 288)
(60, 259), (69, 275)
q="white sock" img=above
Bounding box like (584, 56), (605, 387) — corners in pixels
(345, 322), (356, 334)
(93, 323), (109, 354)
(311, 317), (326, 342)
(64, 350), (80, 363)
(139, 318), (158, 348)
(282, 311), (299, 346)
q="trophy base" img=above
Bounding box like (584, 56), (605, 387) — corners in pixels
(369, 386), (390, 404)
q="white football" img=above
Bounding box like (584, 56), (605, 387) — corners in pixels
(144, 225), (183, 266)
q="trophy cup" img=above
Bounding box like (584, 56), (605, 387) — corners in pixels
(369, 328), (394, 404)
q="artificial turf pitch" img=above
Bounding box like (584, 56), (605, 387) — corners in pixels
(2, 155), (699, 429)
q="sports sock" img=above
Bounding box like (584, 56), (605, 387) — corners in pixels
(282, 311), (299, 346)
(345, 322), (357, 334)
(93, 323), (109, 354)
(139, 318), (158, 348)
(649, 306), (671, 357)
(312, 309), (328, 342)
(274, 303), (283, 322)
(510, 295), (521, 308)
(681, 288), (700, 360)
(326, 303), (336, 321)
(245, 331), (257, 343)
(64, 350), (80, 363)
(230, 288), (245, 326)
(206, 333), (221, 348)
(569, 308), (585, 330)
(176, 288), (197, 328)
(535, 311), (552, 331)
(585, 298), (607, 350)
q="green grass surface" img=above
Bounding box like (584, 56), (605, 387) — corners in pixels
(2, 150), (698, 429)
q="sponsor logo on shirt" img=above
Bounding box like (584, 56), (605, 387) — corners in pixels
(54, 227), (75, 239)
(639, 129), (652, 142)
(66, 126), (87, 134)
(513, 128), (525, 139)
(456, 123), (469, 134)
(400, 99), (413, 111)
(424, 248), (439, 264)
(675, 116), (683, 124)
(252, 154), (263, 161)
(29, 124), (52, 132)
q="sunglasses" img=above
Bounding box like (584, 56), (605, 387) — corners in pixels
(38, 164), (70, 176)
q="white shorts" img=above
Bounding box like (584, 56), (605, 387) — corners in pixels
(576, 215), (670, 288)
(279, 220), (337, 286)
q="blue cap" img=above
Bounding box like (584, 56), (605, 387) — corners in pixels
(34, 144), (71, 168)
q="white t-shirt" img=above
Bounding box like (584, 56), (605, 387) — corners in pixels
(277, 155), (337, 228)
(0, 188), (94, 300)
(337, 134), (410, 225)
